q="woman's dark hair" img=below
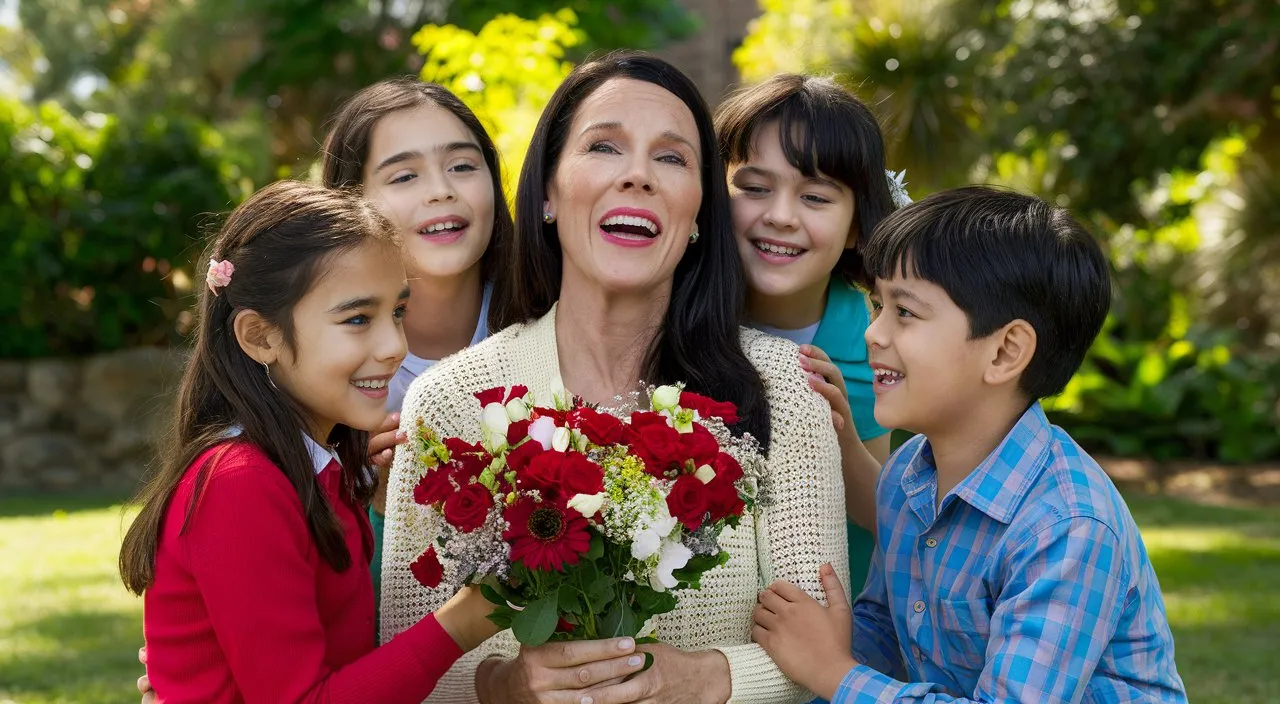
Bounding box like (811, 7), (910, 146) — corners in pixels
(862, 185), (1112, 400)
(715, 74), (894, 290)
(490, 51), (772, 450)
(320, 76), (514, 284)
(120, 180), (399, 595)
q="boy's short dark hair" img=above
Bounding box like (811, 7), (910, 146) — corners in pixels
(715, 74), (894, 290)
(862, 186), (1111, 400)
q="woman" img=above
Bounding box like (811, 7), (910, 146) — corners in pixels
(380, 52), (849, 704)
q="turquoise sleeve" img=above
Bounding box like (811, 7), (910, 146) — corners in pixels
(368, 505), (384, 623)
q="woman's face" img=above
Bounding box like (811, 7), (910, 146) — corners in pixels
(546, 78), (703, 297)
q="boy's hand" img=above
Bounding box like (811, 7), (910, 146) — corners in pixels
(752, 564), (858, 700)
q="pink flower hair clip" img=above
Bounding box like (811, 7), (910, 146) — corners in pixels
(207, 258), (235, 296)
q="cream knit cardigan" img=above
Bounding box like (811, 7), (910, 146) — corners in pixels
(380, 305), (849, 703)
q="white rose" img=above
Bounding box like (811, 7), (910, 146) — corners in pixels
(652, 504), (679, 538)
(528, 416), (557, 450)
(650, 540), (693, 592)
(505, 397), (530, 422)
(651, 385), (681, 413)
(694, 463), (716, 484)
(480, 402), (510, 437)
(551, 426), (572, 452)
(567, 492), (606, 518)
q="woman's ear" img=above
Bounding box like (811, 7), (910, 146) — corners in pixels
(232, 309), (284, 365)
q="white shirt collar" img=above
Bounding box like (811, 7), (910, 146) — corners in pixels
(225, 425), (339, 475)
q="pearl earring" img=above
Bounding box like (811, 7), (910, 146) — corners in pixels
(543, 211), (555, 224)
(688, 229), (700, 244)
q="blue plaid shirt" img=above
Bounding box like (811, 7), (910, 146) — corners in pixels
(834, 403), (1186, 703)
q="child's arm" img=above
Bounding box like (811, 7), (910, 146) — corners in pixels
(800, 344), (884, 531)
(753, 549), (904, 700)
(833, 517), (1133, 703)
(180, 463), (486, 703)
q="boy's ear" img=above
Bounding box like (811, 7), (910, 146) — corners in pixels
(232, 309), (284, 365)
(984, 319), (1036, 387)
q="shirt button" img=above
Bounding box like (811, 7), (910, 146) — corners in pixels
(925, 537), (938, 548)
(913, 600), (926, 613)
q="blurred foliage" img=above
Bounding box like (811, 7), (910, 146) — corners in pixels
(3, 0), (693, 169)
(737, 0), (1280, 460)
(414, 10), (584, 192)
(0, 94), (250, 358)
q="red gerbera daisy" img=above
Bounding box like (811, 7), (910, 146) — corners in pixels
(503, 497), (592, 572)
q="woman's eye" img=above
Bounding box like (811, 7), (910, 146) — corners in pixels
(343, 314), (370, 326)
(588, 142), (619, 155)
(658, 153), (688, 167)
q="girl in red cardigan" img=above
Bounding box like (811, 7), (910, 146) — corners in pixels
(118, 180), (500, 703)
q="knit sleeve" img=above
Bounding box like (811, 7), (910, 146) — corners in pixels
(180, 449), (464, 703)
(714, 331), (852, 703)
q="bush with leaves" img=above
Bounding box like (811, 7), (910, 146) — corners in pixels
(1, 96), (247, 358)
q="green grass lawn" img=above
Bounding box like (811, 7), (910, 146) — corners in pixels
(1, 492), (1277, 703)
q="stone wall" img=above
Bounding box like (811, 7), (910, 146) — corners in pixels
(0, 348), (188, 493)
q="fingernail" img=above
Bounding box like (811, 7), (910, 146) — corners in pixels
(580, 698), (594, 704)
(618, 637), (635, 650)
(808, 373), (823, 384)
(391, 412), (400, 421)
(628, 655), (643, 667)
(397, 431), (408, 440)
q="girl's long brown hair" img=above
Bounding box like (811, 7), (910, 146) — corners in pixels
(120, 180), (398, 595)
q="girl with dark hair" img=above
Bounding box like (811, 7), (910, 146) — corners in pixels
(381, 52), (848, 704)
(716, 74), (904, 597)
(320, 77), (515, 597)
(119, 181), (498, 702)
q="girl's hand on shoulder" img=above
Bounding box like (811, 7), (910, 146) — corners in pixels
(799, 345), (855, 440)
(368, 411), (407, 470)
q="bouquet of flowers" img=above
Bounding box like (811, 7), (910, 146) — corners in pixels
(408, 383), (766, 647)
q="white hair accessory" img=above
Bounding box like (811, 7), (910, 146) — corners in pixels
(886, 169), (912, 208)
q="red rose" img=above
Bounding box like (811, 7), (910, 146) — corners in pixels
(520, 451), (565, 497)
(410, 545), (444, 588)
(569, 407), (625, 446)
(413, 468), (453, 506)
(633, 423), (684, 477)
(679, 424), (719, 466)
(559, 451), (604, 497)
(506, 385), (530, 402)
(679, 391), (739, 425)
(474, 387), (505, 406)
(712, 452), (744, 483)
(445, 441), (489, 482)
(443, 481), (493, 532)
(666, 474), (710, 530)
(507, 418), (532, 447)
(505, 439), (544, 474)
(705, 477), (745, 522)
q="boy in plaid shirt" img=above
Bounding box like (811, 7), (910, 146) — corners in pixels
(753, 186), (1186, 704)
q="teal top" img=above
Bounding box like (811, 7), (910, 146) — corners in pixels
(811, 279), (889, 595)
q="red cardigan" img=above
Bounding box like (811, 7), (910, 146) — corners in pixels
(144, 442), (462, 703)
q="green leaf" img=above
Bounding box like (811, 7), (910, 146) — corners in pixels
(600, 596), (638, 638)
(634, 586), (677, 616)
(479, 583), (507, 607)
(587, 574), (615, 613)
(586, 532), (605, 560)
(558, 583), (584, 615)
(511, 594), (561, 647)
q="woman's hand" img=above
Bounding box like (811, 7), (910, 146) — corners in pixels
(367, 411), (407, 514)
(752, 564), (856, 701)
(578, 644), (731, 704)
(476, 637), (647, 704)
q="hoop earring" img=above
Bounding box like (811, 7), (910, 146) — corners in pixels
(262, 361), (278, 390)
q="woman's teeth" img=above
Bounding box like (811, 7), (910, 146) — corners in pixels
(353, 379), (388, 389)
(601, 214), (660, 237)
